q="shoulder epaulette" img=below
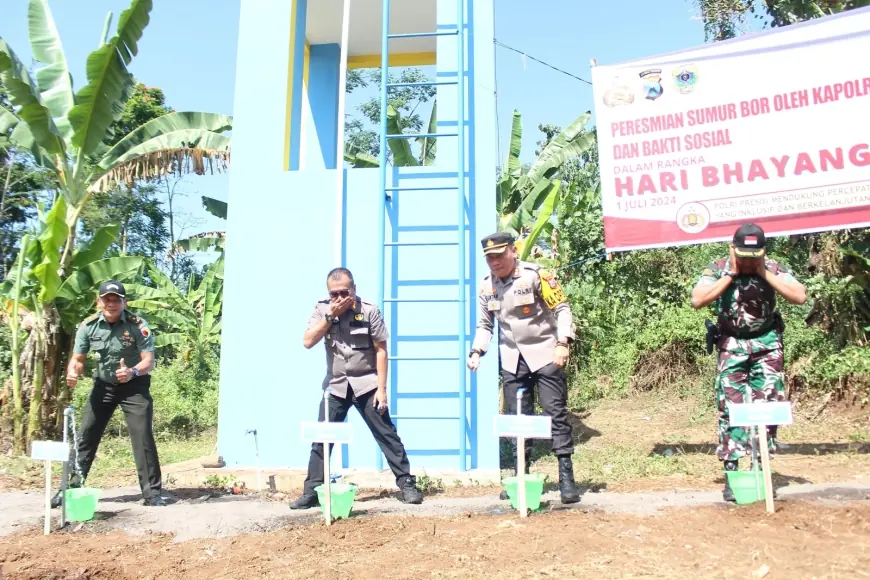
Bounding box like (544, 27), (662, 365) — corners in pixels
(82, 312), (100, 325)
(125, 310), (140, 324)
(521, 262), (540, 272)
(317, 299), (330, 304)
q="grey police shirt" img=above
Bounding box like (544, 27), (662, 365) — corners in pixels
(472, 261), (575, 374)
(308, 297), (389, 397)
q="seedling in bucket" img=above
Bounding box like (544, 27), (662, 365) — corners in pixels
(728, 400), (792, 513)
(493, 388), (552, 518)
(300, 391), (354, 525)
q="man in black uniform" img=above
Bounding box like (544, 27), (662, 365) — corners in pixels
(52, 280), (164, 507)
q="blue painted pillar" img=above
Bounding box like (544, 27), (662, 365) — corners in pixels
(287, 0), (307, 171)
(305, 44), (341, 171)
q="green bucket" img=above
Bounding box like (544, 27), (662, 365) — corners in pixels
(726, 470), (766, 505)
(314, 483), (357, 520)
(502, 473), (546, 511)
(64, 487), (101, 522)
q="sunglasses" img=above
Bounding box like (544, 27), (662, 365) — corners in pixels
(329, 290), (351, 299)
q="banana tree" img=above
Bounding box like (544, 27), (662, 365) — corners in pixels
(1, 196), (144, 451)
(497, 110), (595, 260)
(344, 103), (438, 168)
(126, 256), (224, 361)
(0, 0), (231, 433)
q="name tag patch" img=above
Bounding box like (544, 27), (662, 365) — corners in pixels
(514, 284), (534, 306)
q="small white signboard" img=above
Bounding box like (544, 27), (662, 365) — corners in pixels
(493, 415), (552, 439)
(300, 421), (353, 444)
(728, 402), (793, 427)
(30, 440), (69, 462)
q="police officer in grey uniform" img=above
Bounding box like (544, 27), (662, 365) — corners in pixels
(289, 268), (424, 509)
(53, 280), (164, 507)
(468, 232), (581, 504)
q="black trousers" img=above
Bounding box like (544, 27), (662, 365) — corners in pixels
(68, 377), (162, 499)
(502, 356), (574, 458)
(303, 388), (414, 494)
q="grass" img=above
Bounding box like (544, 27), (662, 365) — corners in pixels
(0, 429), (216, 491)
(85, 429), (216, 488)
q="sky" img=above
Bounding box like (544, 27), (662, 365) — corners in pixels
(1, 0), (735, 253)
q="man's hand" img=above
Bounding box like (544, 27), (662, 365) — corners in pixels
(554, 344), (570, 368)
(373, 388), (388, 415)
(66, 371), (80, 389)
(729, 244), (737, 268)
(116, 358), (133, 383)
(467, 352), (480, 371)
(329, 295), (354, 318)
(754, 257), (769, 278)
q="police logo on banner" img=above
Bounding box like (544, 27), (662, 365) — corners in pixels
(673, 64), (698, 94)
(639, 68), (664, 101)
(602, 76), (635, 107)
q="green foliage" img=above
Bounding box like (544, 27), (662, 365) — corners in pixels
(78, 183), (168, 258)
(345, 67), (436, 164)
(72, 346), (220, 438)
(106, 83), (172, 146)
(694, 0), (869, 42)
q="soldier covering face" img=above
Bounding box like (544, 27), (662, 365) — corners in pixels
(691, 223), (807, 502)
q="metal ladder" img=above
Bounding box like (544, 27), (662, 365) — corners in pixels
(376, 0), (469, 471)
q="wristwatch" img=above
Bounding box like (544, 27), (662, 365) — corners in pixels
(325, 313), (336, 323)
(469, 348), (483, 358)
(132, 367), (140, 377)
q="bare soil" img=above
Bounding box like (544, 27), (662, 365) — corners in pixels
(1, 500), (869, 579)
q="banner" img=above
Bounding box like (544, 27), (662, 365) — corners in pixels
(591, 8), (870, 252)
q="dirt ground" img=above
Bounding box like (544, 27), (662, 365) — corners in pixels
(1, 500), (869, 579)
(1, 391), (868, 579)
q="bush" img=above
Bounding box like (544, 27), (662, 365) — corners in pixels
(71, 347), (220, 439)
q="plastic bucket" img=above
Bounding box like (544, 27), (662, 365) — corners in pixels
(314, 483), (357, 520)
(502, 473), (546, 511)
(726, 470), (766, 505)
(64, 487), (101, 521)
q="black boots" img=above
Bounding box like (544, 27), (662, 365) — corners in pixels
(558, 456), (581, 504)
(289, 477), (424, 510)
(399, 477), (424, 504)
(289, 491), (320, 509)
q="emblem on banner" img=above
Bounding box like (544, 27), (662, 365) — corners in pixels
(672, 64), (698, 95)
(602, 76), (635, 107)
(639, 69), (664, 101)
(676, 202), (711, 235)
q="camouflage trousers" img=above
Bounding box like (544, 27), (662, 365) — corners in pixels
(715, 344), (786, 462)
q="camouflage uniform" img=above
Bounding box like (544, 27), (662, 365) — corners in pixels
(697, 257), (796, 461)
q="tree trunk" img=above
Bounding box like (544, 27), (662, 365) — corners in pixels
(27, 303), (46, 451)
(9, 237), (28, 455)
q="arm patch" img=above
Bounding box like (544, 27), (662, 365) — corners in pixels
(538, 269), (567, 309)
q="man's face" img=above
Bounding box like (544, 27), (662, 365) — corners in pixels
(735, 250), (765, 274)
(485, 245), (517, 278)
(327, 275), (355, 304)
(98, 293), (124, 319)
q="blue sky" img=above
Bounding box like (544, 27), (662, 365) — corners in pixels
(2, 0), (723, 248)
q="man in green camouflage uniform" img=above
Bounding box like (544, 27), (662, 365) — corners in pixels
(691, 223), (807, 502)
